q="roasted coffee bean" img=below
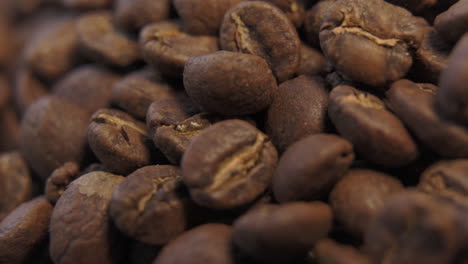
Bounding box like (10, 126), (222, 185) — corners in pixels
(304, 0), (336, 48)
(314, 239), (373, 264)
(44, 161), (80, 204)
(297, 43), (328, 76)
(80, 162), (107, 174)
(0, 197), (53, 264)
(20, 96), (90, 180)
(220, 1), (301, 82)
(434, 0), (468, 43)
(233, 202), (333, 262)
(53, 65), (119, 114)
(436, 33), (468, 124)
(114, 0), (170, 33)
(61, 0), (113, 10)
(273, 134), (354, 202)
(0, 75), (9, 111)
(50, 172), (125, 264)
(266, 75), (328, 152)
(184, 51), (277, 116)
(173, 0), (244, 35)
(182, 119), (278, 209)
(0, 152), (32, 221)
(330, 169), (404, 238)
(328, 85), (419, 167)
(384, 0), (438, 14)
(0, 107), (21, 152)
(140, 21), (219, 78)
(364, 190), (466, 264)
(110, 165), (188, 245)
(76, 11), (139, 67)
(154, 224), (235, 264)
(88, 108), (154, 175)
(111, 67), (178, 120)
(387, 79), (468, 158)
(252, 0), (306, 27)
(418, 159), (468, 207)
(13, 66), (48, 116)
(0, 16), (14, 67)
(319, 0), (428, 87)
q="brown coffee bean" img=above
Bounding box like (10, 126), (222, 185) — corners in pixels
(13, 66), (48, 116)
(184, 51), (277, 116)
(114, 0), (170, 33)
(251, 0), (306, 27)
(0, 17), (14, 67)
(80, 162), (107, 175)
(386, 79), (468, 158)
(220, 1), (301, 82)
(436, 33), (468, 124)
(44, 161), (80, 204)
(76, 11), (139, 67)
(88, 108), (154, 175)
(266, 75), (328, 152)
(50, 172), (125, 264)
(304, 0), (336, 48)
(364, 190), (465, 264)
(111, 67), (178, 120)
(384, 0), (437, 14)
(0, 152), (32, 221)
(315, 239), (373, 264)
(329, 85), (419, 167)
(297, 43), (328, 76)
(330, 169), (404, 238)
(154, 224), (235, 264)
(53, 65), (119, 114)
(10, 0), (44, 17)
(20, 96), (90, 180)
(182, 119), (278, 209)
(418, 159), (468, 208)
(110, 165), (187, 245)
(273, 134), (354, 202)
(0, 107), (20, 152)
(0, 197), (53, 264)
(320, 0), (428, 87)
(140, 21), (219, 78)
(434, 0), (468, 43)
(233, 202), (333, 262)
(173, 0), (244, 35)
(61, 0), (113, 10)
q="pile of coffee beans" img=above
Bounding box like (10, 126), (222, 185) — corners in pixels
(1, 0), (468, 263)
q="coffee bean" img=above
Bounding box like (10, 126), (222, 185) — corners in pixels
(44, 161), (80, 204)
(434, 0), (468, 43)
(13, 66), (48, 116)
(386, 79), (468, 158)
(384, 0), (438, 14)
(61, 0), (112, 10)
(273, 134), (354, 202)
(320, 0), (428, 87)
(314, 239), (373, 264)
(304, 0), (336, 48)
(50, 172), (125, 264)
(330, 169), (404, 238)
(220, 1), (301, 82)
(0, 107), (21, 152)
(0, 197), (53, 264)
(233, 202), (333, 262)
(0, 75), (10, 111)
(328, 85), (419, 167)
(114, 0), (170, 33)
(0, 152), (32, 221)
(0, 12), (13, 67)
(251, 0), (306, 27)
(296, 43), (328, 76)
(88, 108), (154, 175)
(182, 119), (278, 209)
(20, 96), (90, 180)
(184, 51), (277, 116)
(110, 165), (188, 245)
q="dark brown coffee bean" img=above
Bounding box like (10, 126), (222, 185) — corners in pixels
(330, 169), (404, 238)
(53, 65), (119, 114)
(266, 75), (328, 152)
(297, 43), (327, 76)
(20, 96), (90, 180)
(80, 162), (107, 175)
(0, 107), (21, 152)
(251, 0), (306, 27)
(304, 0), (336, 48)
(114, 0), (170, 33)
(10, 0), (44, 17)
(61, 0), (113, 10)
(364, 190), (465, 264)
(0, 152), (32, 221)
(111, 67), (178, 120)
(434, 0), (468, 43)
(418, 159), (468, 208)
(0, 75), (9, 111)
(436, 33), (468, 124)
(50, 172), (125, 264)
(88, 108), (154, 175)
(384, 0), (437, 14)
(182, 119), (278, 209)
(386, 79), (468, 158)
(0, 17), (14, 67)
(173, 0), (244, 35)
(140, 21), (219, 78)
(233, 202), (333, 262)
(154, 224), (235, 264)
(44, 161), (80, 204)
(0, 197), (53, 264)
(220, 1), (301, 82)
(77, 11), (139, 67)
(13, 66), (48, 116)
(273, 134), (354, 202)
(315, 239), (373, 264)
(110, 165), (187, 245)
(329, 85), (419, 167)
(184, 51), (277, 116)
(320, 0), (428, 87)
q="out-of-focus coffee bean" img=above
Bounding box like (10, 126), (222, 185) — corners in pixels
(13, 66), (48, 116)
(434, 0), (468, 43)
(44, 161), (80, 204)
(0, 75), (11, 111)
(114, 0), (170, 33)
(0, 107), (21, 152)
(61, 0), (113, 10)
(296, 43), (328, 76)
(384, 0), (437, 14)
(314, 239), (373, 264)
